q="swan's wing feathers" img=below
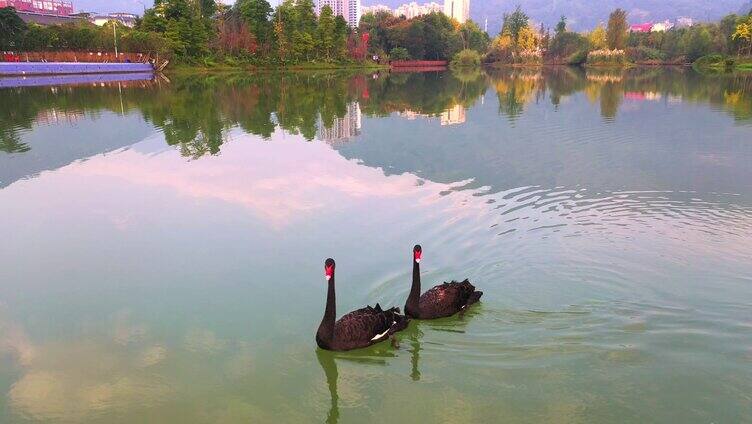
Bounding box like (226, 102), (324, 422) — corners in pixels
(334, 309), (392, 344)
(418, 280), (477, 317)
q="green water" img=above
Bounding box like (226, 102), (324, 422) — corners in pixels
(1, 67), (751, 423)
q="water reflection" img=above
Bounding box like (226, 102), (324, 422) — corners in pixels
(316, 346), (399, 424)
(1, 68), (752, 423)
(2, 68), (751, 161)
(1, 68), (750, 164)
(316, 350), (340, 424)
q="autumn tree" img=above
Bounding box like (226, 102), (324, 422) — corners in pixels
(502, 6), (529, 43)
(589, 24), (607, 49)
(607, 8), (628, 49)
(517, 25), (538, 51)
(732, 16), (752, 55)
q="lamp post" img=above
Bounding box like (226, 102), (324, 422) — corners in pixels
(113, 21), (118, 57)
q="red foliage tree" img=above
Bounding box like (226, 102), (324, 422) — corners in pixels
(348, 32), (369, 61)
(214, 16), (258, 56)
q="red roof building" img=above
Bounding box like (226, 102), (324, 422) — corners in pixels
(0, 0), (73, 16)
(630, 23), (653, 33)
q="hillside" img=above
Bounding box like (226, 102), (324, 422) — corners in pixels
(365, 0), (749, 33)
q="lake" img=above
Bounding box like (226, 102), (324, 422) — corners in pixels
(1, 67), (751, 423)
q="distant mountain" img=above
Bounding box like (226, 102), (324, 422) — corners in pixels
(365, 0), (749, 33)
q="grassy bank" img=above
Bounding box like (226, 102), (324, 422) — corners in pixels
(167, 61), (388, 75)
(693, 55), (752, 73)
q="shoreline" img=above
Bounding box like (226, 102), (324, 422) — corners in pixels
(484, 60), (752, 72)
(167, 62), (389, 75)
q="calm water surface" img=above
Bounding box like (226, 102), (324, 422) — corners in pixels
(1, 68), (751, 423)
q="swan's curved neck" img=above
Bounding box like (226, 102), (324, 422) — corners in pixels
(318, 275), (336, 347)
(406, 260), (421, 314)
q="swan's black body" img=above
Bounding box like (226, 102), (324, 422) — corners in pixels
(404, 245), (482, 319)
(316, 259), (409, 351)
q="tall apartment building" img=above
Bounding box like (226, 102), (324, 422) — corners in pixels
(443, 0), (469, 23)
(318, 0), (361, 28)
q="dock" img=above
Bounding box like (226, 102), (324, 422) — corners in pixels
(0, 62), (154, 76)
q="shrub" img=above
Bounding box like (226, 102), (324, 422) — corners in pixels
(567, 48), (589, 65)
(587, 48), (626, 65)
(694, 54), (725, 68)
(451, 49), (481, 67)
(626, 46), (667, 62)
(390, 47), (410, 61)
(546, 32), (588, 64)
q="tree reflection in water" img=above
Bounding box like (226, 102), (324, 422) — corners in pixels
(1, 67), (750, 159)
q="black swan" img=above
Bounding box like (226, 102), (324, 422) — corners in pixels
(316, 258), (409, 351)
(404, 245), (482, 319)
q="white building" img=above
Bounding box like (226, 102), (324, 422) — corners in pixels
(651, 20), (674, 32)
(91, 12), (138, 27)
(362, 4), (391, 15)
(394, 2), (442, 19)
(318, 0), (361, 28)
(363, 2), (444, 19)
(443, 0), (469, 23)
(677, 17), (694, 28)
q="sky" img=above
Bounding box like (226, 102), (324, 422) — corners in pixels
(73, 0), (752, 35)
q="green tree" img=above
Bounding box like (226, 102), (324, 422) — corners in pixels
(459, 20), (490, 53)
(198, 0), (217, 19)
(0, 6), (27, 49)
(317, 5), (336, 60)
(406, 19), (426, 59)
(555, 16), (567, 36)
(390, 46), (410, 60)
(139, 8), (168, 33)
(138, 0), (212, 59)
(685, 26), (713, 61)
(292, 30), (315, 61)
(606, 8), (628, 49)
(163, 0), (191, 21)
(502, 6), (529, 43)
(547, 31), (588, 63)
(273, 0), (298, 49)
(333, 15), (349, 59)
(236, 0), (273, 46)
(294, 0), (317, 34)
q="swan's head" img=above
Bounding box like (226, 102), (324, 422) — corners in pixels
(324, 258), (335, 281)
(413, 245), (422, 263)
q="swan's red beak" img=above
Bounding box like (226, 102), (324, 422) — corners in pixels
(414, 250), (422, 264)
(325, 264), (334, 281)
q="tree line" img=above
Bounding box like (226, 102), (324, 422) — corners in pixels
(484, 6), (752, 66)
(2, 2), (751, 67)
(0, 0), (487, 65)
